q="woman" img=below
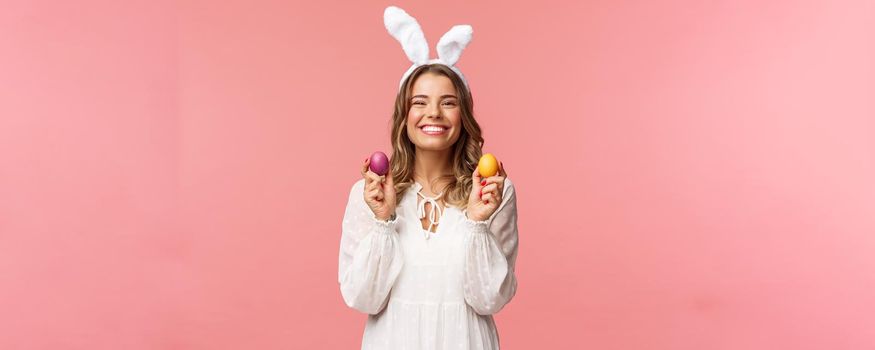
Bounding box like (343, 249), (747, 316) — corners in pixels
(337, 61), (519, 349)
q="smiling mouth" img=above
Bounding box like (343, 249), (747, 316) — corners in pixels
(420, 125), (448, 135)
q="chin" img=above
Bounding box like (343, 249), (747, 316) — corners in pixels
(415, 142), (453, 152)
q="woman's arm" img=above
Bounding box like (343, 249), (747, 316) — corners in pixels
(462, 178), (519, 315)
(338, 179), (404, 315)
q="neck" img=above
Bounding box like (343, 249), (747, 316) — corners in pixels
(413, 148), (453, 193)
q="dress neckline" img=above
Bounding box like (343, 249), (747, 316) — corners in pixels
(412, 182), (448, 240)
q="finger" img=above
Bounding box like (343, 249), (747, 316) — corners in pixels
(361, 157), (371, 176)
(366, 170), (381, 183)
(384, 170), (394, 190)
(498, 160), (507, 178)
(491, 177), (505, 196)
(367, 181), (382, 195)
(363, 170), (382, 184)
(482, 183), (498, 195)
(485, 191), (501, 205)
(375, 181), (386, 198)
(372, 182), (384, 196)
(472, 167), (482, 186)
(366, 176), (381, 191)
(367, 187), (381, 200)
(382, 174), (394, 198)
(367, 182), (381, 195)
(491, 175), (505, 186)
(481, 192), (494, 203)
(482, 176), (505, 187)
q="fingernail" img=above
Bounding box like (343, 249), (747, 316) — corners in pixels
(479, 189), (482, 197)
(481, 179), (486, 186)
(484, 200), (489, 204)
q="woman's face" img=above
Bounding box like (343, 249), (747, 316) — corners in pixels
(406, 72), (462, 152)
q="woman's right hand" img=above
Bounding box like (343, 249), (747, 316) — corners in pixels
(361, 157), (397, 221)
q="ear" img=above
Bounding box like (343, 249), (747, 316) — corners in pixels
(436, 25), (473, 66)
(384, 6), (429, 65)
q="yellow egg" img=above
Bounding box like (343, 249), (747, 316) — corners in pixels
(478, 153), (499, 178)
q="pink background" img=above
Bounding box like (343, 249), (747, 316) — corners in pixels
(2, 0), (874, 348)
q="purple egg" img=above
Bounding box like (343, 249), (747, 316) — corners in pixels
(369, 151), (390, 176)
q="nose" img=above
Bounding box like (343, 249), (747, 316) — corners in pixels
(425, 103), (441, 119)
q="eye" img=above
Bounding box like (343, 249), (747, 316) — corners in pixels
(442, 101), (457, 106)
(412, 101), (426, 105)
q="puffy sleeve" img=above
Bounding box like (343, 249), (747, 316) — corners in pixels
(461, 178), (520, 315)
(338, 179), (404, 314)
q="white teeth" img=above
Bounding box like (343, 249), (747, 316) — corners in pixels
(422, 126), (446, 132)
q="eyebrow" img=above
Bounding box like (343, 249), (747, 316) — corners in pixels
(411, 94), (458, 100)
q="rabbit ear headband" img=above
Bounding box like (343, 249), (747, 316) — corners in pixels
(383, 6), (473, 91)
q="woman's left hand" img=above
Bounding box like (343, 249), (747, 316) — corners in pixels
(466, 161), (506, 222)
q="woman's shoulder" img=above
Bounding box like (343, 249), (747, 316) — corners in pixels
(346, 179), (367, 203)
(503, 177), (516, 193)
(350, 178), (366, 191)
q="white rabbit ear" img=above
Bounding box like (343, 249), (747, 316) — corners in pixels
(436, 25), (472, 66)
(384, 6), (429, 65)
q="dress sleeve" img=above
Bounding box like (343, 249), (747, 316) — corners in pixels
(338, 179), (404, 315)
(461, 178), (520, 315)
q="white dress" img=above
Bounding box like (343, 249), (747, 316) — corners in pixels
(338, 178), (519, 350)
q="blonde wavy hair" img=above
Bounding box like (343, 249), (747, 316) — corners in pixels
(389, 64), (484, 209)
